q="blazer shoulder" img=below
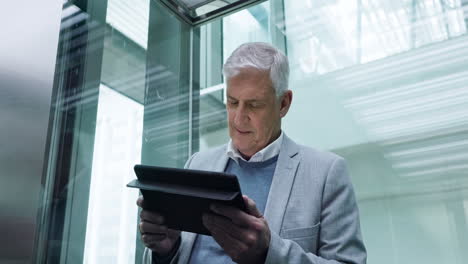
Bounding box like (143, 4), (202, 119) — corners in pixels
(186, 144), (227, 168)
(297, 144), (344, 166)
(293, 144), (352, 190)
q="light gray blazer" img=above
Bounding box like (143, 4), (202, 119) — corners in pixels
(143, 134), (366, 264)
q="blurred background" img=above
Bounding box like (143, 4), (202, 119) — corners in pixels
(1, 0), (467, 263)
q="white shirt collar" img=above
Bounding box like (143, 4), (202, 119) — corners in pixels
(226, 131), (284, 163)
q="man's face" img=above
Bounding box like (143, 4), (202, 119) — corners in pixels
(226, 69), (292, 159)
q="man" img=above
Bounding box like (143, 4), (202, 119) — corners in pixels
(137, 42), (367, 264)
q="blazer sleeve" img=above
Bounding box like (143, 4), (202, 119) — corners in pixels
(142, 153), (199, 264)
(265, 158), (367, 264)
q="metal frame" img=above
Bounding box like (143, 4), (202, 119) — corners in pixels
(157, 0), (267, 26)
(34, 1), (108, 262)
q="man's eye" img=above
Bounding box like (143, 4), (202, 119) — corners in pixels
(228, 101), (238, 105)
(250, 102), (263, 108)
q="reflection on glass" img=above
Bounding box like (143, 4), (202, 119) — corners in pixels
(106, 0), (150, 49)
(284, 0), (358, 75)
(83, 85), (143, 263)
(197, 2), (271, 152)
(41, 0), (468, 263)
(223, 2), (270, 57)
(284, 0), (467, 76)
(200, 0), (468, 263)
(39, 0), (173, 263)
(158, 0), (266, 25)
(279, 3), (468, 263)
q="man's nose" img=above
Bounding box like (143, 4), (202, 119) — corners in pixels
(234, 104), (249, 125)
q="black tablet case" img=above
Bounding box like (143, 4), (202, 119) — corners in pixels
(127, 164), (246, 235)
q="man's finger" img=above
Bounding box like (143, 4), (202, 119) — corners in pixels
(136, 196), (146, 209)
(142, 233), (167, 243)
(140, 210), (165, 224)
(203, 213), (248, 242)
(205, 217), (246, 256)
(139, 220), (169, 234)
(242, 195), (262, 218)
(210, 204), (252, 227)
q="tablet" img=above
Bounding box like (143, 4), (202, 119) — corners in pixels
(127, 164), (246, 235)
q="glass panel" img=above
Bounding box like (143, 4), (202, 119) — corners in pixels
(38, 0), (195, 263)
(198, 0), (468, 263)
(38, 0), (468, 263)
(83, 84), (143, 263)
(223, 1), (271, 56)
(284, 0), (468, 74)
(158, 0), (266, 25)
(106, 0), (150, 49)
(197, 1), (271, 152)
(284, 0), (359, 75)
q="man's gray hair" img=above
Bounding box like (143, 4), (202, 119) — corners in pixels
(223, 42), (289, 97)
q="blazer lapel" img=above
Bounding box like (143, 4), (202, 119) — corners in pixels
(264, 135), (300, 235)
(180, 140), (299, 263)
(211, 148), (230, 172)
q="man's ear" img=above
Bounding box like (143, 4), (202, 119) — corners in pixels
(279, 90), (293, 118)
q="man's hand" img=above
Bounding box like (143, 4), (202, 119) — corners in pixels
(202, 195), (270, 264)
(137, 196), (181, 256)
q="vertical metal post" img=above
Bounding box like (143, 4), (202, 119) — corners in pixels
(34, 0), (108, 262)
(270, 0), (288, 54)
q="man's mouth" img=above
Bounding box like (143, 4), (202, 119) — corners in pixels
(236, 128), (250, 134)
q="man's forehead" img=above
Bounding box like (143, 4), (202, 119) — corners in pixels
(226, 85), (273, 99)
(227, 94), (267, 102)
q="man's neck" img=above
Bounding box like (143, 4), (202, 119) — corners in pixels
(240, 152), (252, 161)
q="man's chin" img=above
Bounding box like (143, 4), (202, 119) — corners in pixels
(232, 141), (253, 153)
(236, 148), (254, 160)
